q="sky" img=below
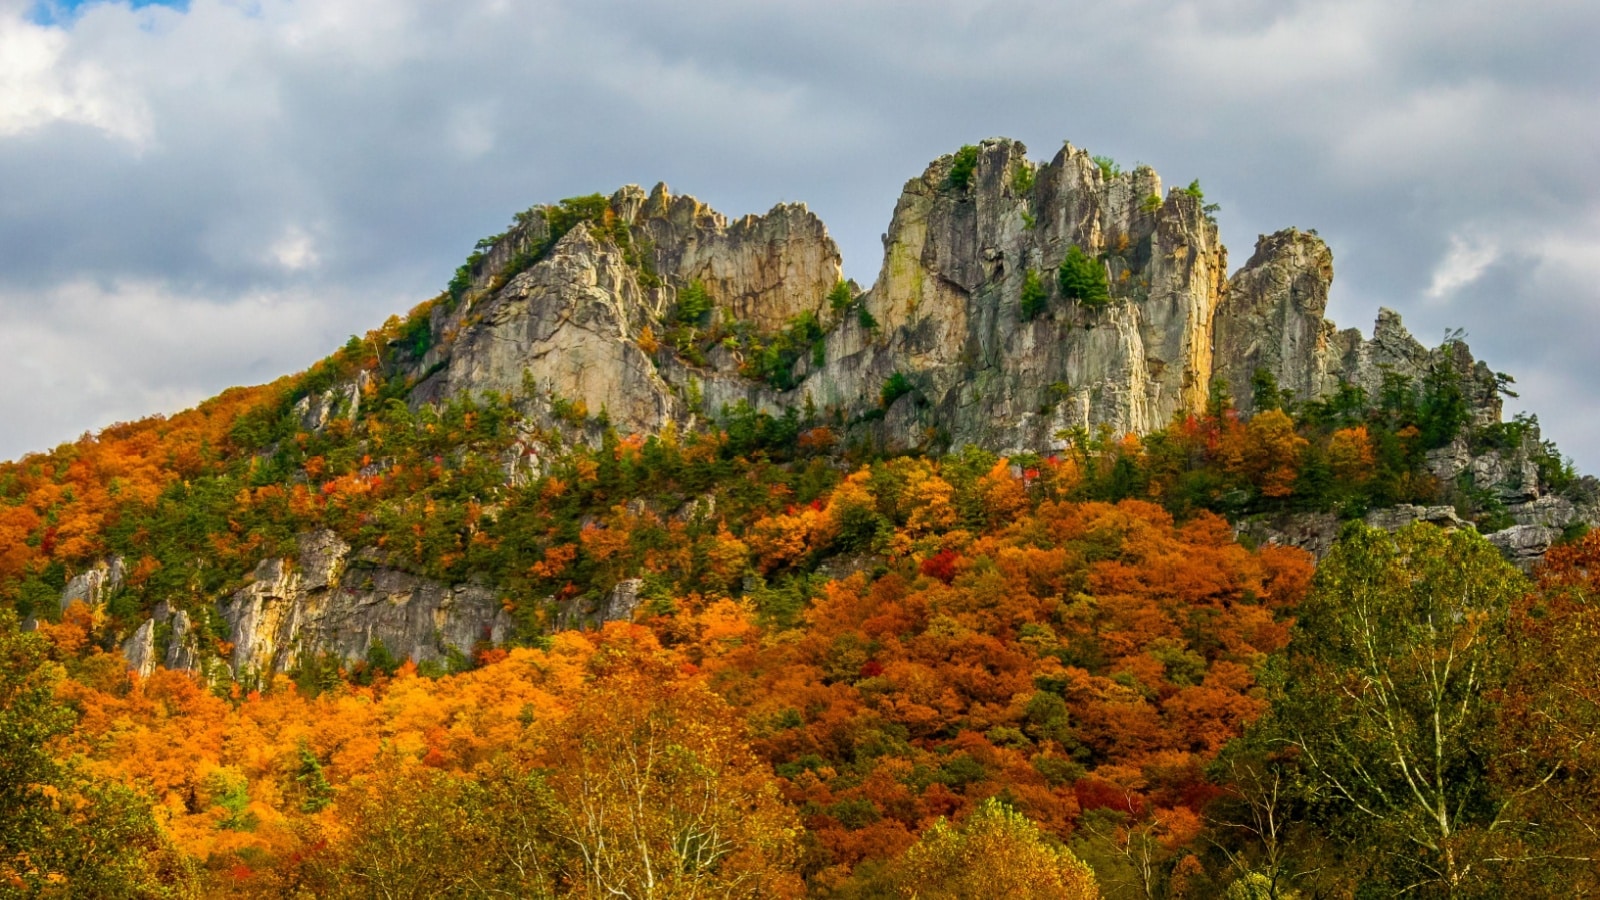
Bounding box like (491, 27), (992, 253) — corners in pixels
(2, 0), (1598, 472)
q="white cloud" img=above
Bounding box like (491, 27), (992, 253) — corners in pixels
(0, 7), (150, 143)
(269, 225), (319, 271)
(0, 277), (341, 456)
(1424, 233), (1498, 301)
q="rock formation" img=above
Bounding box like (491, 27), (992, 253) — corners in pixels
(396, 138), (1510, 460)
(67, 137), (1597, 678)
(218, 530), (513, 683)
(60, 556), (123, 612)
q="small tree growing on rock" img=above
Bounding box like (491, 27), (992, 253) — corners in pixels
(1058, 246), (1110, 309)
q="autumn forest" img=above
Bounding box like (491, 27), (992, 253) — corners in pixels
(4, 301), (1600, 899)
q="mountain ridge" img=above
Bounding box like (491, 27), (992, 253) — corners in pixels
(399, 137), (1507, 454)
(4, 137), (1592, 683)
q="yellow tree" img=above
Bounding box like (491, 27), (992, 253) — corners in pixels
(537, 649), (803, 898)
(887, 798), (1099, 899)
(1235, 410), (1307, 499)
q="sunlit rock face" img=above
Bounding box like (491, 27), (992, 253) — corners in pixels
(99, 137), (1584, 677)
(396, 137), (1521, 464)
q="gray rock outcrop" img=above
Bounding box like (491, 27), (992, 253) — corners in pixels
(401, 139), (1237, 454)
(118, 601), (203, 679)
(411, 223), (684, 437)
(628, 184), (843, 334)
(219, 530), (513, 681)
(101, 137), (1600, 680)
(393, 138), (1523, 466)
(121, 619), (157, 678)
(1214, 229), (1505, 422)
(60, 557), (124, 612)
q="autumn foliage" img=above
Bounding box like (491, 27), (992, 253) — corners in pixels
(10, 474), (1312, 894)
(3, 319), (1589, 895)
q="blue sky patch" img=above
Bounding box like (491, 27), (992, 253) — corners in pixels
(30, 0), (189, 27)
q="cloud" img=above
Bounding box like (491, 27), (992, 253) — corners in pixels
(1424, 234), (1498, 301)
(269, 225), (319, 271)
(0, 0), (1597, 472)
(0, 278), (321, 449)
(0, 5), (150, 142)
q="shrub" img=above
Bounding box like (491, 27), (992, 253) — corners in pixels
(395, 306), (434, 358)
(1056, 246), (1110, 308)
(675, 280), (713, 326)
(881, 372), (915, 408)
(1181, 179), (1221, 222)
(636, 325), (659, 354)
(947, 144), (979, 190)
(827, 280), (853, 314)
(1092, 154), (1121, 180)
(1018, 268), (1048, 321)
(1010, 162), (1035, 195)
(446, 249), (490, 307)
(857, 303), (879, 332)
(740, 311), (826, 391)
(498, 194), (623, 287)
(1141, 193), (1163, 213)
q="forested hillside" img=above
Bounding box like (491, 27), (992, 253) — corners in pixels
(3, 341), (1597, 894)
(4, 142), (1599, 896)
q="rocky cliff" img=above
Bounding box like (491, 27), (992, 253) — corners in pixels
(396, 138), (1511, 458)
(68, 137), (1594, 680)
(403, 139), (1235, 450)
(110, 530), (518, 684)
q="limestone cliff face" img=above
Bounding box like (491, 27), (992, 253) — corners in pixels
(103, 531), (513, 682)
(403, 182), (844, 437)
(1214, 229), (1503, 423)
(85, 137), (1597, 679)
(385, 133), (1546, 479)
(1213, 229), (1337, 411)
(410, 224), (681, 437)
(60, 556), (123, 612)
(785, 139), (1228, 451)
(627, 183), (843, 334)
(218, 530), (513, 682)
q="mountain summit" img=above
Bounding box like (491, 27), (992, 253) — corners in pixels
(400, 138), (1496, 453)
(5, 138), (1591, 683)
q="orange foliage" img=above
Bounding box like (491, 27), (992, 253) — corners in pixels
(0, 381), (282, 584)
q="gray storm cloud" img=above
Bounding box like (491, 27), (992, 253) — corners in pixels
(1, 0), (1597, 470)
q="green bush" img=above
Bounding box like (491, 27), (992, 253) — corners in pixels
(1010, 162), (1035, 195)
(1180, 180), (1220, 222)
(675, 280), (713, 326)
(1019, 268), (1048, 321)
(947, 145), (979, 190)
(857, 303), (879, 331)
(1056, 246), (1110, 308)
(395, 307), (434, 358)
(827, 280), (853, 314)
(740, 311), (825, 391)
(1091, 155), (1121, 180)
(881, 372), (915, 408)
(497, 194), (622, 288)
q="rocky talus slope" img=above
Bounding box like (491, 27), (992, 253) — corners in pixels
(59, 138), (1594, 679)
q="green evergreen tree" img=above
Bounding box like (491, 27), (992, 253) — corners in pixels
(1019, 268), (1048, 321)
(1056, 246), (1109, 308)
